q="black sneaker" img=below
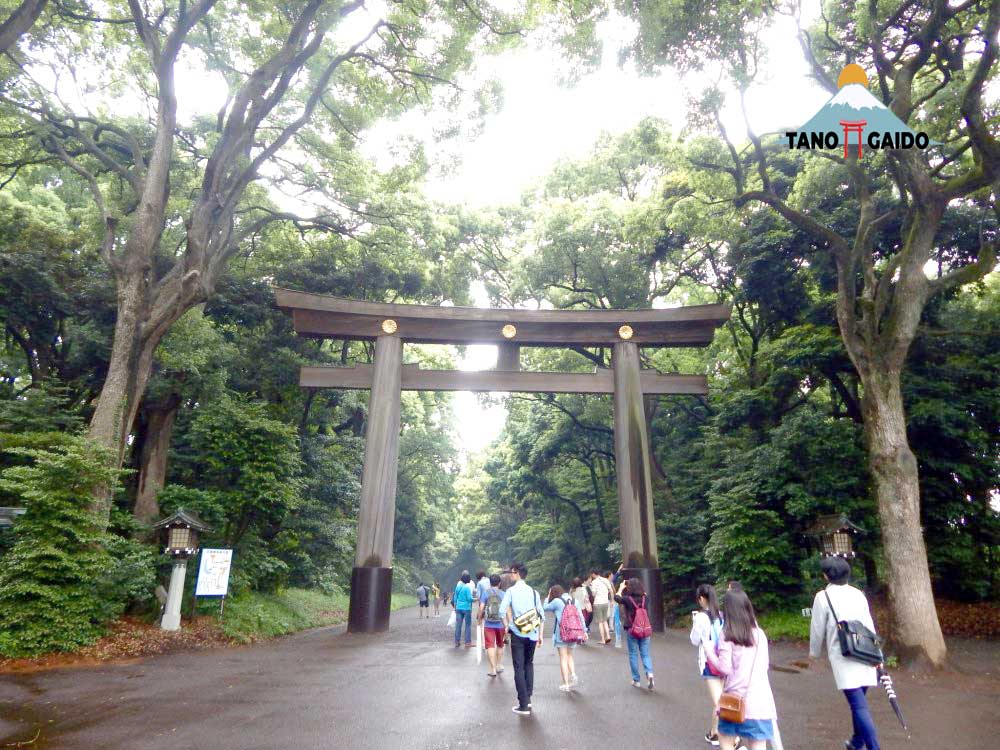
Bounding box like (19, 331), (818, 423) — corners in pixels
(512, 705), (531, 716)
(705, 733), (720, 746)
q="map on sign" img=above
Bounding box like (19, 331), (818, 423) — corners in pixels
(195, 548), (233, 597)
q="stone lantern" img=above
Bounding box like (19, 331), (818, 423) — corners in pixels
(804, 513), (863, 559)
(153, 509), (210, 630)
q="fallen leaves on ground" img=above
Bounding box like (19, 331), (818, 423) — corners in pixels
(0, 616), (232, 673)
(870, 598), (1000, 640)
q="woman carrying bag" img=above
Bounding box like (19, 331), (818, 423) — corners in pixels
(702, 589), (777, 750)
(809, 556), (881, 750)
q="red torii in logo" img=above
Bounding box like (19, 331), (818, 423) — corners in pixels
(840, 120), (866, 158)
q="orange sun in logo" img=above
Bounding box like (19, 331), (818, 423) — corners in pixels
(837, 64), (869, 89)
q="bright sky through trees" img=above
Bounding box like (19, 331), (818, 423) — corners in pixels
(390, 4), (828, 456)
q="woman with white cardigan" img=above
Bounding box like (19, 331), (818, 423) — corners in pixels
(690, 583), (725, 745)
(809, 556), (881, 750)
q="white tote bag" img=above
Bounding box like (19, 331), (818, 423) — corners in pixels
(446, 610), (456, 629)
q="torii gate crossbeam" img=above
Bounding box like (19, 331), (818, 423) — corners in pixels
(276, 289), (731, 633)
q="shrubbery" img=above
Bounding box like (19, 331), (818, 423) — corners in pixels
(0, 438), (128, 656)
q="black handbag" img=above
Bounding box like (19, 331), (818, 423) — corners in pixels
(824, 590), (884, 666)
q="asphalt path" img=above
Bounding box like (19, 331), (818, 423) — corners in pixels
(0, 606), (996, 749)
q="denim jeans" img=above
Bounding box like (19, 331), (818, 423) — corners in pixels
(626, 632), (653, 681)
(454, 609), (472, 645)
(509, 633), (537, 709)
(843, 687), (880, 750)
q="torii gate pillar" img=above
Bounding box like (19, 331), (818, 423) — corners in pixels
(613, 342), (664, 631)
(348, 334), (402, 633)
(275, 289), (731, 633)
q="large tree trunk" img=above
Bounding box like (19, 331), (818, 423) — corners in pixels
(133, 393), (182, 526)
(860, 367), (947, 668)
(86, 269), (181, 520)
(87, 274), (148, 480)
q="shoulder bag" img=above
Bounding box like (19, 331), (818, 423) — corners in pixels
(823, 590), (883, 666)
(512, 589), (542, 636)
(717, 633), (759, 725)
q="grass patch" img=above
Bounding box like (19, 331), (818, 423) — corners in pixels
(207, 588), (418, 643)
(757, 609), (811, 641)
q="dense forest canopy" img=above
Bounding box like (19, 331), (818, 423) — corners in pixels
(0, 0), (996, 664)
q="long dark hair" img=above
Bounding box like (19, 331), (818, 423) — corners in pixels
(721, 590), (758, 647)
(697, 583), (721, 623)
(626, 577), (645, 598)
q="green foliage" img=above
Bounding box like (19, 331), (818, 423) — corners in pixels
(0, 438), (126, 656)
(212, 588), (416, 643)
(757, 610), (811, 642)
(169, 395), (303, 592)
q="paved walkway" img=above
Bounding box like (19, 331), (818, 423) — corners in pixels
(0, 607), (996, 749)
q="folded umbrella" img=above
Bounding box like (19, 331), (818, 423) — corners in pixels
(877, 665), (909, 734)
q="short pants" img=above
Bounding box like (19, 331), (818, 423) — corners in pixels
(593, 603), (610, 622)
(718, 719), (774, 741)
(484, 626), (506, 649)
(419, 600), (428, 607)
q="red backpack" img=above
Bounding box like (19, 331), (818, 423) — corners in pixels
(559, 598), (588, 643)
(628, 595), (653, 639)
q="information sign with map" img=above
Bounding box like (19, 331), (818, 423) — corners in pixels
(195, 548), (233, 597)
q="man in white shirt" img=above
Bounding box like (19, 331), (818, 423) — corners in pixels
(588, 570), (613, 644)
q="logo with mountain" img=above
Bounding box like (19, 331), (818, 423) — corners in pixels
(786, 64), (933, 156)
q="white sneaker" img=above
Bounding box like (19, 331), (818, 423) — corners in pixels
(570, 673), (578, 686)
(559, 684), (571, 692)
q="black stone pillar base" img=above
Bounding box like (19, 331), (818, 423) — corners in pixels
(348, 566), (393, 633)
(622, 567), (665, 632)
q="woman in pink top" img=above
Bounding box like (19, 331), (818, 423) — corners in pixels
(702, 590), (777, 750)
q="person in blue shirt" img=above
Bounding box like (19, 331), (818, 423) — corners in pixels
(543, 584), (579, 692)
(475, 570), (490, 600)
(453, 572), (474, 647)
(498, 562), (544, 715)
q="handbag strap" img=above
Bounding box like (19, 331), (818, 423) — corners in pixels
(823, 589), (842, 623)
(728, 630), (761, 698)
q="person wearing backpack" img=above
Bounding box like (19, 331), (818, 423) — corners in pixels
(809, 556), (881, 750)
(690, 583), (725, 745)
(543, 584), (583, 692)
(615, 577), (655, 690)
(498, 562), (545, 716)
(701, 589), (777, 750)
(479, 573), (507, 677)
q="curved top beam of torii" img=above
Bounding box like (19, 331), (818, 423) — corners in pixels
(274, 288), (731, 348)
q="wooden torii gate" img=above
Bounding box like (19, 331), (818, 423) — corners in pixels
(276, 289), (730, 633)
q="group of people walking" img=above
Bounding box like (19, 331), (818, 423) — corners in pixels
(438, 563), (656, 715)
(688, 557), (883, 750)
(425, 555), (883, 750)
